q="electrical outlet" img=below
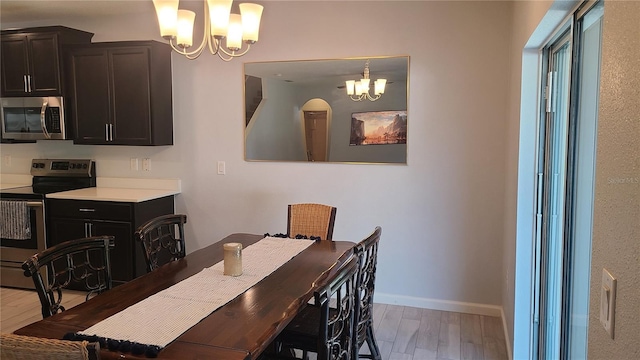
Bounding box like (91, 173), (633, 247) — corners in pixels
(599, 268), (616, 338)
(130, 158), (139, 171)
(142, 158), (151, 171)
(2, 155), (11, 167)
(217, 161), (225, 175)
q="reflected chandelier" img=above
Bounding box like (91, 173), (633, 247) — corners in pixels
(152, 0), (263, 61)
(345, 60), (387, 102)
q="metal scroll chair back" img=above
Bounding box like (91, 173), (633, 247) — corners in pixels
(0, 333), (101, 360)
(354, 226), (382, 360)
(317, 254), (360, 360)
(21, 236), (115, 319)
(274, 251), (361, 360)
(134, 214), (187, 272)
(287, 203), (337, 240)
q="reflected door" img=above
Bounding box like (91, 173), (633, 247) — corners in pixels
(303, 111), (327, 161)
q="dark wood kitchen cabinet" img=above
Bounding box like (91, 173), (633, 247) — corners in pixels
(1, 26), (93, 97)
(64, 41), (173, 145)
(47, 196), (175, 286)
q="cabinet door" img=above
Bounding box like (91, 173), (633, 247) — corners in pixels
(110, 47), (152, 145)
(67, 48), (111, 144)
(1, 35), (29, 96)
(48, 218), (87, 246)
(92, 221), (133, 284)
(28, 34), (61, 95)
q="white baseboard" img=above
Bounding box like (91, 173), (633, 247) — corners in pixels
(374, 292), (503, 317)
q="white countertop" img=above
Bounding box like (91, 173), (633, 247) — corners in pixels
(47, 187), (180, 202)
(46, 177), (181, 203)
(0, 183), (29, 190)
(0, 174), (32, 190)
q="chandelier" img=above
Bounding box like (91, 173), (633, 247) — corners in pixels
(345, 60), (387, 102)
(152, 0), (263, 61)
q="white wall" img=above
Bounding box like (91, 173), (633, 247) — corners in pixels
(0, 1), (511, 312)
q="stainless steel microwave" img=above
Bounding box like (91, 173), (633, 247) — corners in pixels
(1, 97), (68, 141)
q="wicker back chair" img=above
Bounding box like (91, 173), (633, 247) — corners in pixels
(21, 236), (115, 319)
(354, 227), (382, 360)
(287, 203), (337, 240)
(134, 214), (187, 272)
(275, 251), (361, 360)
(0, 333), (100, 360)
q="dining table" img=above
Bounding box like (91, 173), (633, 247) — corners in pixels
(13, 233), (355, 359)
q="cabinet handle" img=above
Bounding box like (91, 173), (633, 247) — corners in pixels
(27, 75), (32, 93)
(79, 208), (95, 212)
(105, 124), (109, 141)
(23, 75), (28, 93)
(109, 124), (113, 141)
(84, 222), (89, 237)
(88, 223), (93, 237)
(40, 101), (51, 139)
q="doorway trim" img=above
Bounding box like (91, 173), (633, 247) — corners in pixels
(300, 99), (332, 161)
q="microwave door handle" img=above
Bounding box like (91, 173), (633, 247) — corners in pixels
(40, 100), (51, 139)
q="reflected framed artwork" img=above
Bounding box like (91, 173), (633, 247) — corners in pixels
(350, 110), (407, 146)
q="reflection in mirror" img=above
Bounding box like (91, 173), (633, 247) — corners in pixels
(244, 56), (409, 164)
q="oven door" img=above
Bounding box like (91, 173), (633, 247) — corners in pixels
(1, 97), (66, 141)
(0, 200), (46, 289)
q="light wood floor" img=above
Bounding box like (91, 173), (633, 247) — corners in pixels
(0, 287), (508, 360)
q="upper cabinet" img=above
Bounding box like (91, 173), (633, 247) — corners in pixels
(0, 26), (93, 97)
(65, 41), (173, 146)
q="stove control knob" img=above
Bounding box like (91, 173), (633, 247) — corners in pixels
(82, 164), (88, 169)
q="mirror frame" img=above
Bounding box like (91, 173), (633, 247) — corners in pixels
(244, 55), (409, 164)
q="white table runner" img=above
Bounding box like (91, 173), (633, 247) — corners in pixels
(78, 237), (314, 348)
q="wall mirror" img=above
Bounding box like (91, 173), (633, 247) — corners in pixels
(244, 56), (409, 164)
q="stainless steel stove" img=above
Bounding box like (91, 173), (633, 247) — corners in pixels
(0, 159), (95, 289)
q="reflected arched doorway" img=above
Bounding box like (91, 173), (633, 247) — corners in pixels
(300, 99), (331, 162)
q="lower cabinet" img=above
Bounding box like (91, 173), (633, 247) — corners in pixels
(47, 196), (174, 286)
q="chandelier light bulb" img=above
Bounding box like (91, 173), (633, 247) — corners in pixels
(239, 3), (263, 43)
(208, 0), (232, 38)
(176, 9), (196, 48)
(375, 78), (387, 95)
(226, 14), (243, 51)
(153, 0), (179, 39)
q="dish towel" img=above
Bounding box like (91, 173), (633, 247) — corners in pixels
(73, 237), (315, 355)
(0, 200), (31, 240)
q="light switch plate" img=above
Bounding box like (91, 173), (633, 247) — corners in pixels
(130, 158), (139, 171)
(599, 268), (616, 338)
(217, 161), (225, 175)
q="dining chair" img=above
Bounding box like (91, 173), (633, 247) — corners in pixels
(267, 227), (382, 360)
(0, 332), (101, 360)
(272, 250), (361, 360)
(287, 203), (337, 240)
(21, 236), (115, 319)
(134, 214), (187, 272)
(353, 226), (382, 360)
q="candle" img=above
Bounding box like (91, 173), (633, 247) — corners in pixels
(223, 242), (242, 276)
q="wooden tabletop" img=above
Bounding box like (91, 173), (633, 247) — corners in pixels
(14, 233), (355, 360)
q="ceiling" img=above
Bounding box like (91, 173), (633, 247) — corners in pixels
(0, 1), (151, 24)
(245, 57), (409, 86)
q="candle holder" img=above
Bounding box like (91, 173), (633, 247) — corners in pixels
(223, 242), (243, 276)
